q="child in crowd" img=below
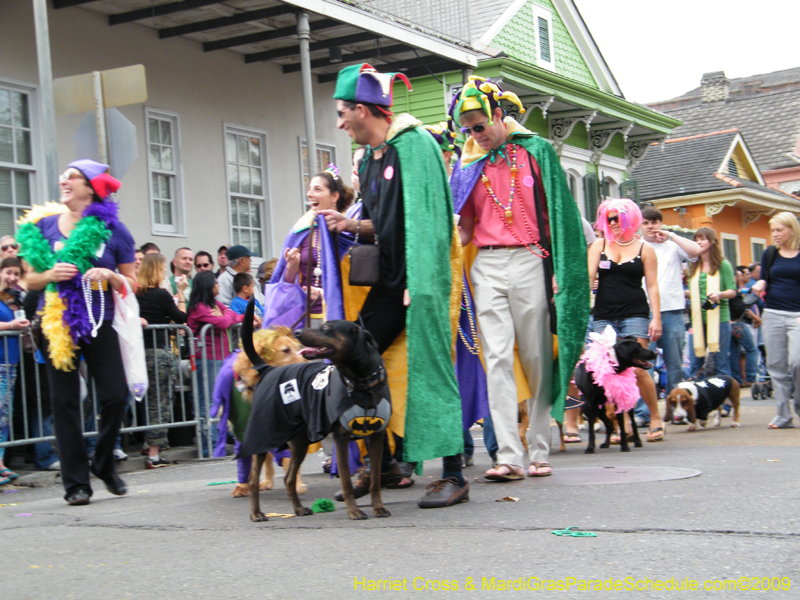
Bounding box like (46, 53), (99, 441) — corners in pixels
(0, 257), (28, 484)
(230, 272), (264, 320)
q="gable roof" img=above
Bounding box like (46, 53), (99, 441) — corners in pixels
(649, 67), (800, 172)
(632, 130), (740, 201)
(632, 129), (794, 205)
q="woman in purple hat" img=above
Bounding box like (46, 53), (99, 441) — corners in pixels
(18, 159), (136, 506)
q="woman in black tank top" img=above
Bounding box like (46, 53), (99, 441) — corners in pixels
(587, 199), (665, 442)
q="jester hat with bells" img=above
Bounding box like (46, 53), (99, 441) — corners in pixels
(423, 122), (461, 157)
(447, 76), (525, 129)
(333, 63), (412, 122)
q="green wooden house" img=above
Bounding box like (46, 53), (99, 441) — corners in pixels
(390, 0), (681, 223)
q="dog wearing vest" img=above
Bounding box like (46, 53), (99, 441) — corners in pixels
(666, 376), (740, 430)
(239, 300), (391, 522)
(574, 326), (657, 453)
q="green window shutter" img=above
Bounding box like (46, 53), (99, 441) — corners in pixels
(583, 173), (600, 223)
(538, 17), (551, 63)
(620, 179), (640, 204)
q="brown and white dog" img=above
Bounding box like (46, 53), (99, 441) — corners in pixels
(665, 375), (740, 430)
(229, 326), (307, 498)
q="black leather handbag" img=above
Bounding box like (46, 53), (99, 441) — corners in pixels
(348, 243), (380, 286)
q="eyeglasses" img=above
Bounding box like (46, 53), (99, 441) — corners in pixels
(460, 121), (489, 135)
(58, 170), (87, 184)
(196, 262), (212, 269)
(607, 215), (620, 224)
(336, 106), (353, 119)
(1, 244), (18, 251)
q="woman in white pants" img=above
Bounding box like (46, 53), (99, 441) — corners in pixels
(751, 212), (800, 429)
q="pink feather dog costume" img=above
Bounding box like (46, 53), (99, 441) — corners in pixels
(577, 325), (639, 413)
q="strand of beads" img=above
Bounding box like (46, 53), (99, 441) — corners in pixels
(82, 275), (105, 338)
(458, 277), (481, 355)
(481, 144), (517, 223)
(312, 225), (322, 286)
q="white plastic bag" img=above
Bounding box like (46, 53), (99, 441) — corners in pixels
(112, 279), (149, 401)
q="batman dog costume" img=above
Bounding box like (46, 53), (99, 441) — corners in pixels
(239, 299), (391, 521)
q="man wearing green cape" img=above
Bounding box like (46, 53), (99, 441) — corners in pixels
(450, 77), (590, 481)
(322, 63), (467, 509)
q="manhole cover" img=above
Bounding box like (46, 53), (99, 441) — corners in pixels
(522, 466), (701, 486)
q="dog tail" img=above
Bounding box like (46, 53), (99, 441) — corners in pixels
(242, 297), (266, 369)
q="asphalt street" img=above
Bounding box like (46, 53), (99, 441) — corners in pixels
(2, 391), (799, 600)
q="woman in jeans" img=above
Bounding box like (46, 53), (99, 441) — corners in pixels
(587, 199), (664, 442)
(751, 212), (800, 429)
(136, 253), (187, 468)
(686, 228), (736, 379)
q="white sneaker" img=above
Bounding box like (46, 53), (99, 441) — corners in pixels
(47, 461), (61, 471)
(113, 448), (128, 461)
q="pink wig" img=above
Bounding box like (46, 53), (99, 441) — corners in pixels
(595, 198), (642, 242)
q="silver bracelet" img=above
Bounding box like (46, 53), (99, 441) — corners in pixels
(355, 219), (361, 241)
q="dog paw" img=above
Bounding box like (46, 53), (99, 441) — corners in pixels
(584, 448), (595, 454)
(250, 512), (269, 522)
(633, 440), (642, 448)
(348, 508), (369, 520)
(599, 442), (610, 449)
(259, 479), (274, 491)
(620, 446), (631, 452)
(295, 506), (314, 516)
(373, 506), (391, 518)
(231, 484), (250, 498)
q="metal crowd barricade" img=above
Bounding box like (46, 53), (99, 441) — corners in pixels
(195, 322), (242, 457)
(0, 325), (205, 461)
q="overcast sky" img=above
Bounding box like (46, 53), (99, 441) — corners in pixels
(575, 1), (799, 104)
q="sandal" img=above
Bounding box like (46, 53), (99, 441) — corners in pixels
(527, 462), (552, 477)
(0, 468), (18, 481)
(767, 423), (795, 429)
(384, 460), (415, 489)
(562, 432), (582, 444)
(484, 464), (524, 482)
(646, 426), (665, 442)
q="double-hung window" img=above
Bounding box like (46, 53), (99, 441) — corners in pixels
(0, 83), (35, 236)
(225, 125), (268, 257)
(145, 108), (184, 235)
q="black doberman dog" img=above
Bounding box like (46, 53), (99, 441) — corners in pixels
(239, 300), (391, 521)
(574, 335), (657, 453)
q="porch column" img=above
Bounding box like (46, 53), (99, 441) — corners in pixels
(33, 0), (59, 202)
(297, 12), (317, 178)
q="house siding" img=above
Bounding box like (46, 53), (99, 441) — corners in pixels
(491, 0), (597, 89)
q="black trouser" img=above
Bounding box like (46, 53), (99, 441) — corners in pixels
(44, 321), (128, 498)
(359, 286), (462, 475)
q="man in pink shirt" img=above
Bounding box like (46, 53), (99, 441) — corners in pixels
(450, 78), (589, 481)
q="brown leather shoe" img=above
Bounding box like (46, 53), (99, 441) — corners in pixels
(417, 478), (469, 508)
(334, 467), (371, 502)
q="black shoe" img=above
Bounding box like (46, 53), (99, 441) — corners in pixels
(334, 467), (371, 502)
(103, 472), (127, 496)
(417, 478), (469, 509)
(146, 456), (172, 469)
(66, 488), (91, 506)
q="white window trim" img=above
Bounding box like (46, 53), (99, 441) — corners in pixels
(298, 138), (337, 212)
(0, 78), (42, 213)
(144, 107), (185, 237)
(224, 122), (271, 258)
(721, 232), (740, 266)
(532, 4), (556, 72)
(750, 237), (766, 263)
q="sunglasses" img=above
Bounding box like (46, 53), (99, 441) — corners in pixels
(336, 106), (353, 119)
(1, 244), (18, 252)
(607, 215), (620, 224)
(58, 170), (87, 183)
(460, 121), (489, 135)
(196, 262), (212, 268)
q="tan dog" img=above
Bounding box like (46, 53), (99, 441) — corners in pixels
(230, 327), (307, 498)
(665, 376), (740, 431)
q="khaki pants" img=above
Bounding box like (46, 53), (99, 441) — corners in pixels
(471, 247), (552, 467)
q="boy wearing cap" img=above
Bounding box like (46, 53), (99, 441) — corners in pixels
(216, 245), (263, 308)
(323, 63), (466, 508)
(450, 77), (589, 480)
